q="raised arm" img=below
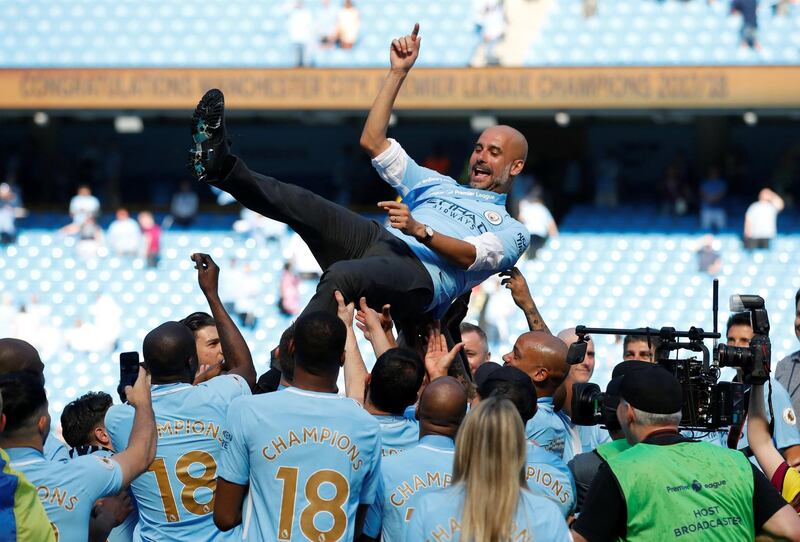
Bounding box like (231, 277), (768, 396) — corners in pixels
(112, 367), (157, 488)
(360, 23), (421, 158)
(748, 383), (785, 480)
(336, 291), (370, 404)
(500, 267), (551, 334)
(191, 253), (257, 388)
(355, 297), (396, 359)
(769, 189), (785, 212)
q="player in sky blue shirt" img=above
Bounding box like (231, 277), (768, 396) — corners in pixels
(362, 348), (426, 456)
(526, 396), (578, 461)
(61, 390), (141, 542)
(502, 331), (575, 461)
(475, 363), (577, 517)
(8, 447), (123, 542)
(1, 369), (156, 542)
(214, 311), (383, 541)
(0, 339), (70, 464)
(363, 377), (468, 542)
(106, 374), (250, 542)
(217, 388), (382, 541)
(105, 321), (252, 542)
(375, 415), (419, 456)
(525, 442), (576, 517)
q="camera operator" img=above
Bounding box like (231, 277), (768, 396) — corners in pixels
(622, 332), (659, 363)
(572, 364), (800, 541)
(776, 288), (800, 416)
(702, 312), (800, 466)
(748, 382), (800, 511)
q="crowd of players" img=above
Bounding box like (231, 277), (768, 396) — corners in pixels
(5, 21), (800, 542)
(2, 251), (800, 541)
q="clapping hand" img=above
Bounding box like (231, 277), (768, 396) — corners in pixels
(424, 322), (464, 381)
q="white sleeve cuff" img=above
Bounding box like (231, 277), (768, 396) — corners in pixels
(370, 138), (410, 195)
(464, 232), (505, 272)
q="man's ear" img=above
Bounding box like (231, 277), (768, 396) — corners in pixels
(626, 403), (636, 427)
(532, 367), (548, 383)
(510, 159), (525, 177)
(288, 339), (296, 358)
(94, 425), (111, 448)
(37, 414), (49, 439)
(0, 412), (5, 434)
(187, 354), (199, 375)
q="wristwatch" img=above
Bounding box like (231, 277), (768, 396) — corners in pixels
(420, 224), (434, 243)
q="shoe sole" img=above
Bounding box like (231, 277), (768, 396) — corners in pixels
(191, 88), (225, 144)
(189, 89), (225, 181)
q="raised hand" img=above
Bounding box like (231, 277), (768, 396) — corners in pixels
(191, 253), (220, 296)
(334, 290), (355, 328)
(124, 367), (152, 409)
(424, 322), (464, 381)
(378, 200), (424, 239)
(500, 267), (550, 333)
(390, 23), (421, 74)
(355, 298), (391, 338)
(500, 267), (534, 312)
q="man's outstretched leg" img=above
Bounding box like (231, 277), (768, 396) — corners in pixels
(188, 89), (382, 271)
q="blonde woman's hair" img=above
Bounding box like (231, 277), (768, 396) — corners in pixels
(453, 396), (527, 542)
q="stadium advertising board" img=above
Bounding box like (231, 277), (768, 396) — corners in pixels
(1, 66), (798, 110)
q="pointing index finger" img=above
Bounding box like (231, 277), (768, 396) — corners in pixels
(411, 23), (420, 39)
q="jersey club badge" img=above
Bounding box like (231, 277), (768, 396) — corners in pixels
(484, 210), (503, 225)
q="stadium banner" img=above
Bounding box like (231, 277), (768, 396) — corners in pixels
(1, 67), (799, 110)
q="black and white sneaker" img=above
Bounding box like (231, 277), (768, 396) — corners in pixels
(188, 88), (230, 182)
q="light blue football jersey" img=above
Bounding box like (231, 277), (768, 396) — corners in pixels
(218, 386), (382, 542)
(525, 397), (578, 462)
(364, 434), (455, 542)
(577, 424), (612, 453)
(375, 415), (419, 457)
(372, 140), (529, 318)
(44, 437), (69, 463)
(525, 442), (575, 517)
(404, 484), (571, 542)
(86, 448), (138, 542)
(692, 376), (800, 466)
(105, 374), (250, 542)
(7, 446), (122, 542)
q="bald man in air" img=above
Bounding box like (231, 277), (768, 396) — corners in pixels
(189, 23), (529, 320)
(363, 376), (468, 542)
(503, 331), (577, 461)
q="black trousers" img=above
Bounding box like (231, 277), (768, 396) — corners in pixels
(214, 157), (434, 319)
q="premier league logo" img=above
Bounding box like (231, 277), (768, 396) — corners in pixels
(691, 480), (703, 492)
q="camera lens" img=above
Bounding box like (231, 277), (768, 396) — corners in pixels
(717, 344), (753, 369)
